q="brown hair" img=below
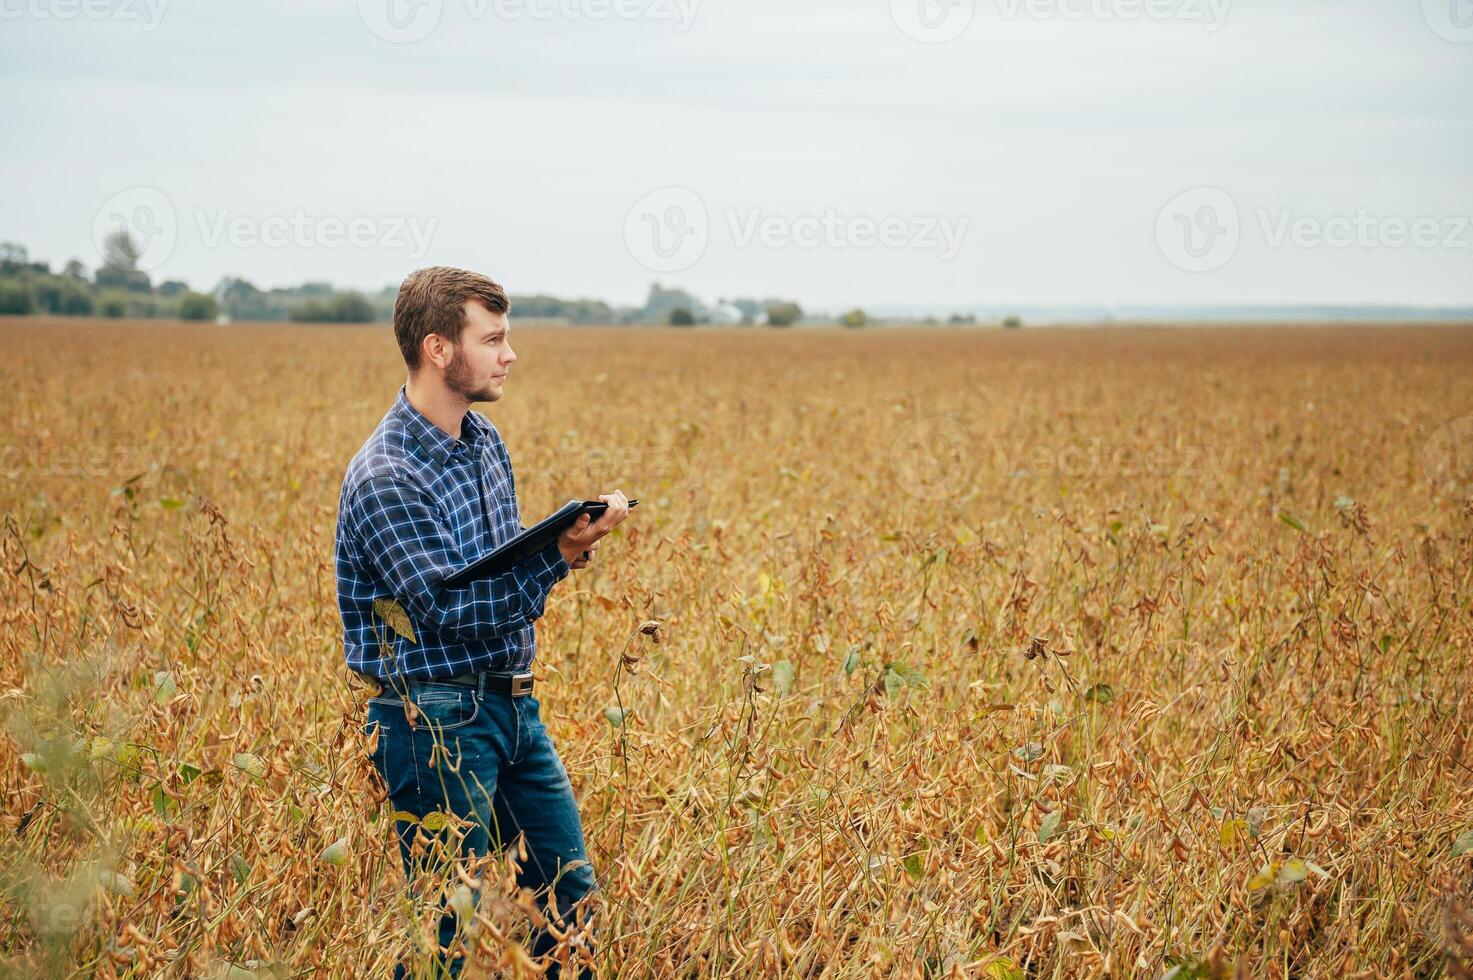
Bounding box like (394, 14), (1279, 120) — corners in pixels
(393, 266), (510, 369)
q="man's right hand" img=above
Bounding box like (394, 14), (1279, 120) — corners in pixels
(558, 490), (631, 567)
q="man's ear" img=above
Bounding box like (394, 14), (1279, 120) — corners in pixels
(421, 332), (453, 370)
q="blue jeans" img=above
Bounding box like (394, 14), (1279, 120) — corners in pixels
(364, 681), (597, 978)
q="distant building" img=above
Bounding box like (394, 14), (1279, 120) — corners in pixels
(711, 302), (743, 324)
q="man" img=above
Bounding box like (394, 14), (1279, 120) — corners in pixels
(336, 266), (629, 977)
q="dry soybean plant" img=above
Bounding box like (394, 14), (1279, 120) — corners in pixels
(1, 320), (1471, 977)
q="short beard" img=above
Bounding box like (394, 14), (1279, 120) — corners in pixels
(444, 347), (497, 403)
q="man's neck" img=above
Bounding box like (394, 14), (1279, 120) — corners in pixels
(404, 376), (471, 441)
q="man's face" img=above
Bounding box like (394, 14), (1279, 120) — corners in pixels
(444, 302), (516, 404)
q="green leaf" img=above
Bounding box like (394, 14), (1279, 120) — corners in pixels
(319, 837), (350, 867)
(1084, 682), (1114, 704)
(1278, 858), (1309, 883)
(1012, 741), (1044, 762)
(1042, 764), (1071, 784)
(770, 659), (795, 696)
(159, 497), (185, 511)
(1247, 862), (1277, 891)
(985, 958), (1024, 980)
(1454, 829), (1473, 857)
(97, 869), (136, 897)
(153, 670), (177, 704)
(1219, 818), (1248, 849)
(177, 762), (202, 785)
(842, 648), (861, 674)
(232, 752), (267, 779)
(372, 598), (417, 644)
(603, 707), (627, 727)
(1038, 810), (1063, 843)
(884, 661), (929, 687)
(882, 661), (928, 700)
(230, 853), (250, 886)
(1278, 511), (1308, 533)
(151, 783), (177, 819)
(901, 853), (925, 881)
(217, 964), (260, 980)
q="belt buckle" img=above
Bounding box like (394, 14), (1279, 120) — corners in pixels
(509, 671), (534, 696)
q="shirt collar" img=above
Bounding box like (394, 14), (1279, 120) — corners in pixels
(393, 386), (482, 466)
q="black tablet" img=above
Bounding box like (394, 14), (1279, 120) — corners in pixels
(442, 498), (638, 588)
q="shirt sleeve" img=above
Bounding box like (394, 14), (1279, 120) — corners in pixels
(348, 476), (570, 642)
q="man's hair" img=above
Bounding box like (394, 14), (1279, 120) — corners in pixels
(393, 266), (510, 370)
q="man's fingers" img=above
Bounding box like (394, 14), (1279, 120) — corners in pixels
(565, 491), (631, 564)
(597, 489), (630, 529)
(576, 490), (632, 545)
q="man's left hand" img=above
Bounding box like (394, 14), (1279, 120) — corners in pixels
(569, 540), (599, 570)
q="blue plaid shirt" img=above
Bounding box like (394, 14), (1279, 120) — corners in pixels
(336, 387), (570, 680)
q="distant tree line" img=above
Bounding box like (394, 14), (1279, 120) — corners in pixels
(638, 283), (805, 327)
(215, 277), (380, 324)
(0, 234), (385, 325)
(0, 237), (227, 321)
(2, 234), (1021, 329)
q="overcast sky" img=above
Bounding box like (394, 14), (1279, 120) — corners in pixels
(2, 0), (1470, 311)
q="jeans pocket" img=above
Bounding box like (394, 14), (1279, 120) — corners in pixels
(525, 695), (555, 749)
(510, 696), (524, 764)
(371, 687), (481, 733)
(362, 706), (389, 788)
